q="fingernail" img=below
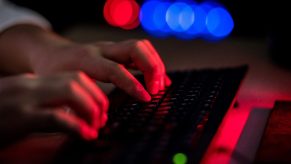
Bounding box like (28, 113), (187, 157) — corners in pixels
(143, 92), (151, 102)
(165, 75), (172, 86)
(136, 85), (151, 102)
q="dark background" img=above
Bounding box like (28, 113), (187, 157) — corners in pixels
(9, 0), (273, 38)
(8, 0), (289, 67)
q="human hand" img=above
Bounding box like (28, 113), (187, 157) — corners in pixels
(0, 72), (108, 147)
(31, 39), (171, 102)
(0, 25), (171, 102)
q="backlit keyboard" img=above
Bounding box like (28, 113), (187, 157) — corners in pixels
(54, 65), (248, 164)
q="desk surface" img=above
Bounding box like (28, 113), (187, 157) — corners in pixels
(1, 25), (291, 164)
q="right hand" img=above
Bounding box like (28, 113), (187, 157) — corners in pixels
(0, 72), (108, 147)
(0, 25), (171, 102)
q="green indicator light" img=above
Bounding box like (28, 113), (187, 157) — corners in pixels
(173, 153), (187, 164)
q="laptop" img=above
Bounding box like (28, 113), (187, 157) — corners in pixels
(48, 65), (248, 164)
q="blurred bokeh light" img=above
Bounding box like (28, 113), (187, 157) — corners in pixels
(104, 0), (140, 30)
(103, 0), (234, 40)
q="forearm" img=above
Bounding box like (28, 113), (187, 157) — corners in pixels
(0, 24), (70, 74)
(0, 0), (61, 74)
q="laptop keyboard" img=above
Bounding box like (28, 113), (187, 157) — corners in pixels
(54, 65), (248, 164)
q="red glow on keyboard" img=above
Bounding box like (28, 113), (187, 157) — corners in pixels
(201, 86), (291, 164)
(104, 0), (140, 30)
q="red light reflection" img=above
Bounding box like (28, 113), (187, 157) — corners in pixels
(201, 83), (291, 164)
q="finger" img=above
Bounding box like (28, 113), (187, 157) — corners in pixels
(135, 41), (163, 94)
(97, 40), (163, 94)
(143, 39), (166, 90)
(165, 75), (172, 87)
(34, 110), (98, 141)
(36, 80), (100, 128)
(70, 48), (151, 102)
(65, 72), (109, 128)
(101, 114), (108, 128)
(144, 70), (161, 94)
(78, 73), (109, 128)
(104, 59), (151, 102)
(64, 81), (100, 128)
(74, 72), (109, 112)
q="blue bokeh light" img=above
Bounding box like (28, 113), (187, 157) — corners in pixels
(140, 0), (234, 40)
(140, 1), (159, 32)
(182, 4), (207, 39)
(140, 0), (171, 37)
(179, 4), (195, 31)
(166, 2), (194, 33)
(153, 2), (170, 31)
(206, 7), (234, 38)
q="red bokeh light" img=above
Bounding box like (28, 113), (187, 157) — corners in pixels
(103, 0), (140, 30)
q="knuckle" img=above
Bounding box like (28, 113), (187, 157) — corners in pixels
(141, 39), (150, 43)
(69, 71), (86, 80)
(64, 80), (78, 97)
(127, 39), (139, 46)
(129, 39), (143, 50)
(75, 71), (87, 81)
(134, 40), (144, 48)
(107, 62), (123, 75)
(73, 45), (91, 56)
(72, 45), (101, 66)
(108, 61), (119, 70)
(148, 62), (159, 73)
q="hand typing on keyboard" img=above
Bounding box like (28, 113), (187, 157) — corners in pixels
(0, 73), (108, 147)
(0, 24), (171, 147)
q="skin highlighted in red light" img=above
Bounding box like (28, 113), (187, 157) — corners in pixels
(103, 0), (140, 30)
